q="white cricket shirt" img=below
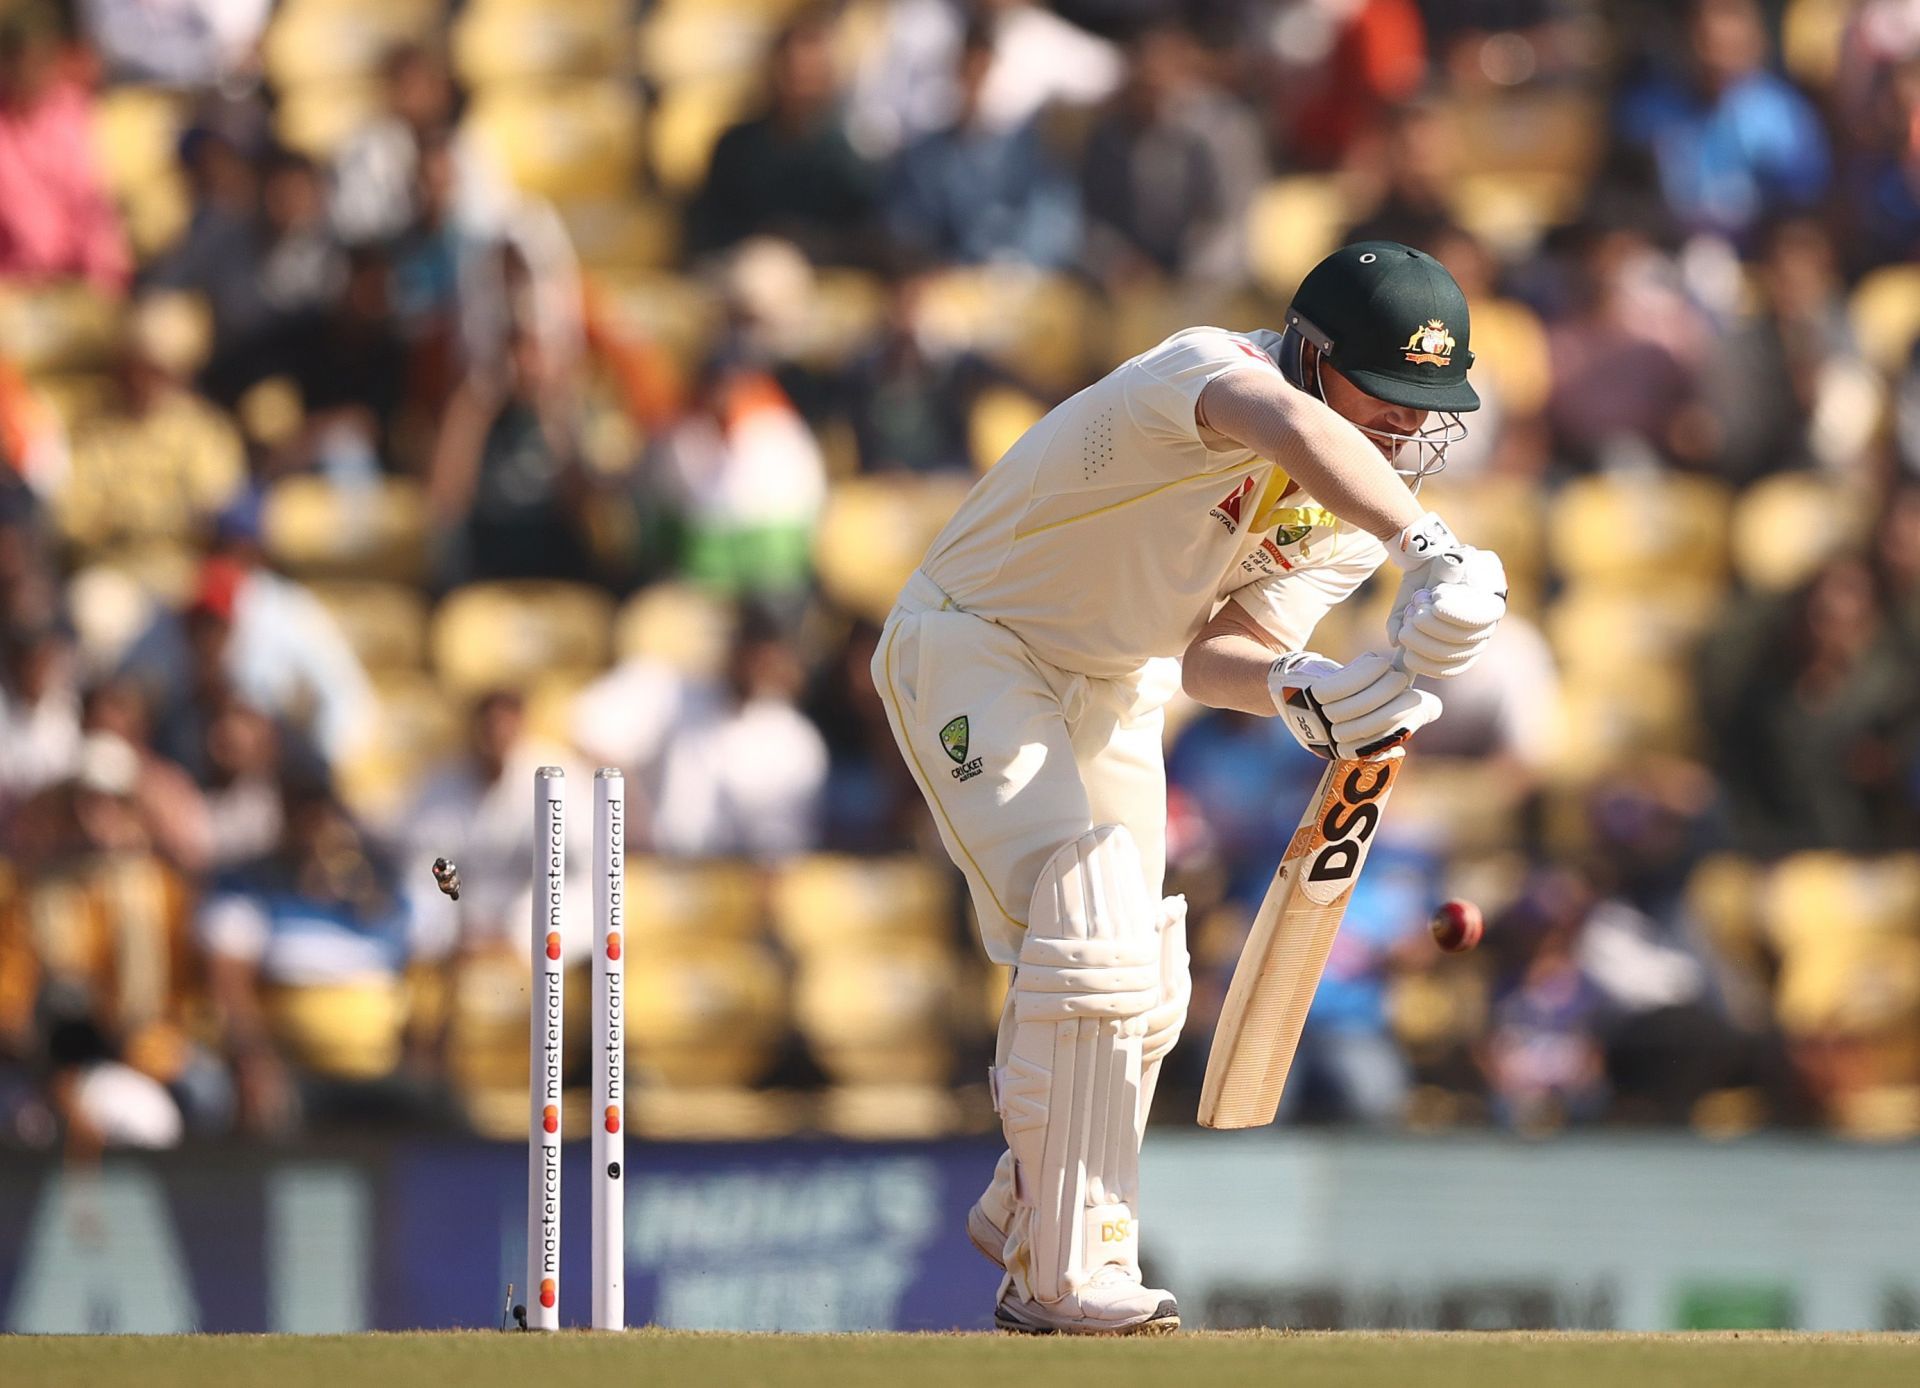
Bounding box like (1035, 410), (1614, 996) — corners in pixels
(918, 327), (1386, 679)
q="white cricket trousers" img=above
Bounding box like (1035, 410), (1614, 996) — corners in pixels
(873, 571), (1175, 965)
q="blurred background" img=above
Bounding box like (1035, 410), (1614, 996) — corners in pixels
(1, 0), (1919, 1337)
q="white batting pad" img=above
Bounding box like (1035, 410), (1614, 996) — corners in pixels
(996, 825), (1160, 1305)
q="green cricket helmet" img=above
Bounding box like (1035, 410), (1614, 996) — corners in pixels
(1278, 240), (1479, 483)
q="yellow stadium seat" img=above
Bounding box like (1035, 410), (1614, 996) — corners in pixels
(1447, 90), (1605, 183)
(1544, 664), (1699, 782)
(92, 86), (192, 261)
(1248, 176), (1348, 300)
(793, 940), (958, 1085)
(335, 672), (464, 821)
(1545, 579), (1722, 686)
(260, 476), (430, 584)
(1686, 854), (1768, 973)
(1782, 0), (1855, 90)
(557, 197), (682, 273)
(262, 0), (442, 89)
(1390, 757), (1526, 856)
(647, 77), (756, 196)
(623, 858), (765, 944)
(453, 0), (631, 87)
(812, 474), (972, 624)
(626, 939), (787, 1087)
(770, 855), (952, 953)
(615, 582), (737, 675)
(912, 268), (1092, 394)
(309, 580), (429, 675)
(465, 82), (644, 202)
(1850, 264), (1920, 375)
(273, 82), (385, 161)
(1418, 475), (1547, 590)
(0, 286), (122, 376)
(1764, 853), (1920, 1036)
(1730, 471), (1866, 593)
(593, 271), (724, 370)
(1547, 473), (1732, 588)
(430, 580), (615, 694)
(630, 1086), (808, 1140)
(636, 4), (776, 87)
(817, 1083), (963, 1139)
(969, 386), (1047, 472)
(791, 269), (887, 369)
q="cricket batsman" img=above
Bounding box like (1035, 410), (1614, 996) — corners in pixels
(872, 242), (1509, 1334)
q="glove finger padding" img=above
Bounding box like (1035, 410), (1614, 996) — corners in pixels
(1423, 583), (1506, 634)
(1331, 686), (1442, 758)
(1310, 652), (1413, 723)
(1395, 621), (1494, 665)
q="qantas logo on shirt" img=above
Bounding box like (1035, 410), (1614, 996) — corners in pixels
(1210, 476), (1255, 533)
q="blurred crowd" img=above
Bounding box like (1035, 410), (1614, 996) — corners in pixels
(2, 0), (1919, 1153)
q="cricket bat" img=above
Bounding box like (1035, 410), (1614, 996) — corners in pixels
(1197, 750), (1403, 1129)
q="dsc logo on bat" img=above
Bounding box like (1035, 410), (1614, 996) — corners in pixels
(1297, 760), (1395, 906)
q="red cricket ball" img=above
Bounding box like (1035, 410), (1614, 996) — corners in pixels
(1430, 898), (1484, 953)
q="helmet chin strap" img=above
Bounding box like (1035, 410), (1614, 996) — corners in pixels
(1281, 327), (1466, 493)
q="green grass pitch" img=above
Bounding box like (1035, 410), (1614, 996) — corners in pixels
(5, 1330), (1920, 1388)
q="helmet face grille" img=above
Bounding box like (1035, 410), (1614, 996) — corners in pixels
(1308, 347), (1466, 491)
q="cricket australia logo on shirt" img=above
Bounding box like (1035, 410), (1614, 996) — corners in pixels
(1210, 476), (1255, 533)
(941, 715), (983, 782)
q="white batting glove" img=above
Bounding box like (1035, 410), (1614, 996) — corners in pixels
(1384, 512), (1508, 679)
(1268, 651), (1442, 760)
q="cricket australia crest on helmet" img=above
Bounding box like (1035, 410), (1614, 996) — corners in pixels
(1403, 319), (1456, 367)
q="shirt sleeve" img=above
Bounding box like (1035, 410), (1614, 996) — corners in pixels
(1226, 525), (1386, 652)
(1123, 328), (1283, 453)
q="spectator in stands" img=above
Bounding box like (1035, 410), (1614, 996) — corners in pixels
(841, 272), (1027, 475)
(122, 506), (375, 767)
(804, 616), (927, 852)
(885, 20), (1082, 269)
(55, 294), (247, 553)
(1614, 0), (1830, 244)
(1699, 555), (1920, 854)
(79, 0), (268, 90)
(1543, 220), (1714, 471)
(426, 321), (596, 587)
(399, 689), (590, 959)
(0, 479), (59, 631)
(198, 764), (432, 1136)
(331, 42), (509, 248)
(640, 353), (825, 606)
(1836, 42), (1920, 272)
(0, 3), (131, 294)
(146, 117), (267, 386)
(1483, 913), (1610, 1130)
(0, 357), (68, 502)
(269, 246), (408, 481)
(0, 616), (80, 819)
(1262, 0), (1428, 170)
(1079, 20), (1265, 291)
(689, 7), (880, 264)
(1704, 217), (1877, 484)
(1872, 477), (1920, 649)
(1343, 100), (1460, 253)
(848, 0), (1120, 160)
(3, 730), (227, 1142)
(79, 679), (213, 873)
(572, 605), (828, 861)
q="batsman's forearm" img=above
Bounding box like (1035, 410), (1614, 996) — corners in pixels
(1182, 629), (1285, 716)
(1199, 371), (1425, 542)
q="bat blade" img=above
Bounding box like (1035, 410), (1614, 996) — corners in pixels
(1197, 752), (1402, 1130)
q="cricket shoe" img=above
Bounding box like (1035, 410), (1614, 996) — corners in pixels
(994, 1265), (1180, 1336)
(966, 1152), (1015, 1268)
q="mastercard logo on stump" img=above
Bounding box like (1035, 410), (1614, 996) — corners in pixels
(545, 932), (562, 960)
(606, 931), (622, 961)
(542, 1104), (559, 1134)
(539, 1278), (556, 1309)
(605, 1106), (621, 1133)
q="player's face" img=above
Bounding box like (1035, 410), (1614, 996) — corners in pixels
(1319, 365), (1429, 464)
